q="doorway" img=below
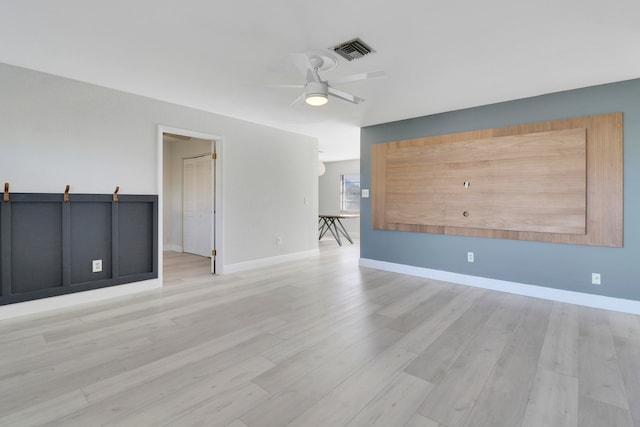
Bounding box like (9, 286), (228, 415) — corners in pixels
(161, 129), (220, 275)
(182, 154), (212, 257)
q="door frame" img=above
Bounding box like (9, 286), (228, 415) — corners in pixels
(158, 125), (224, 279)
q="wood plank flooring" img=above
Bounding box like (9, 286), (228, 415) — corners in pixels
(1, 239), (639, 426)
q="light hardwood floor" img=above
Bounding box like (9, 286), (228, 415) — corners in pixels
(1, 239), (639, 426)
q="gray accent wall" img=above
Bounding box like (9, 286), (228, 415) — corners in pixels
(361, 78), (640, 302)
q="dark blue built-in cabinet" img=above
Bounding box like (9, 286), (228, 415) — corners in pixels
(0, 192), (158, 305)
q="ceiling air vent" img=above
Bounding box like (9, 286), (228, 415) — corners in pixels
(331, 38), (374, 61)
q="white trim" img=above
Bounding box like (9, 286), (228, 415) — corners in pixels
(0, 279), (161, 320)
(359, 258), (640, 315)
(213, 138), (223, 274)
(224, 249), (320, 274)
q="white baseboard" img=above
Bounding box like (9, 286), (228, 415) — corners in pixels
(163, 244), (182, 252)
(0, 279), (161, 320)
(359, 258), (640, 315)
(223, 249), (320, 274)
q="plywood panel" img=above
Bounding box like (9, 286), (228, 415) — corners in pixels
(371, 113), (623, 247)
(384, 128), (586, 234)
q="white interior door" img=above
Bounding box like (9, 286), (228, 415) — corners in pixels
(183, 155), (212, 258)
(210, 147), (216, 274)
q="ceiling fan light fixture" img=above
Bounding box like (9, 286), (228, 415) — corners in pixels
(305, 81), (328, 106)
(318, 161), (326, 176)
(305, 93), (328, 106)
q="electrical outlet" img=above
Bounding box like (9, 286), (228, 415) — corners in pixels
(592, 273), (601, 285)
(92, 259), (102, 273)
(467, 252), (474, 263)
(276, 236), (282, 246)
(362, 189), (370, 198)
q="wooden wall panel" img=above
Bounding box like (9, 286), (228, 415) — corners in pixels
(371, 112), (623, 247)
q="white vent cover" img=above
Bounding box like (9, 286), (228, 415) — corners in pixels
(331, 38), (374, 61)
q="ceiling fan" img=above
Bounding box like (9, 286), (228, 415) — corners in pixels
(271, 52), (385, 106)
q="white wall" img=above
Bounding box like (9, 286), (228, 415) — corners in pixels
(318, 159), (361, 236)
(225, 131), (319, 263)
(0, 62), (319, 275)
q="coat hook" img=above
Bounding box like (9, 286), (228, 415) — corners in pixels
(113, 186), (119, 203)
(3, 182), (8, 202)
(64, 185), (70, 202)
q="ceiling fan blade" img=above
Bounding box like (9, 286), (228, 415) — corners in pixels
(328, 70), (386, 86)
(328, 87), (365, 104)
(290, 92), (305, 106)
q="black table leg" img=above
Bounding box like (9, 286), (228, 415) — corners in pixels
(328, 218), (342, 245)
(318, 216), (355, 246)
(334, 218), (353, 244)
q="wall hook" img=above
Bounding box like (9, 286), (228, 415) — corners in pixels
(3, 182), (8, 202)
(64, 185), (70, 202)
(113, 186), (120, 203)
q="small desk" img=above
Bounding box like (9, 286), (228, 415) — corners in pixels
(318, 214), (359, 246)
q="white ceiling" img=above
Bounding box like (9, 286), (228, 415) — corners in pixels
(1, 1), (639, 161)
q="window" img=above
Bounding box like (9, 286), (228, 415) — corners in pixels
(340, 174), (360, 212)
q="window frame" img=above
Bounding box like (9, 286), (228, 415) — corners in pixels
(340, 173), (361, 213)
